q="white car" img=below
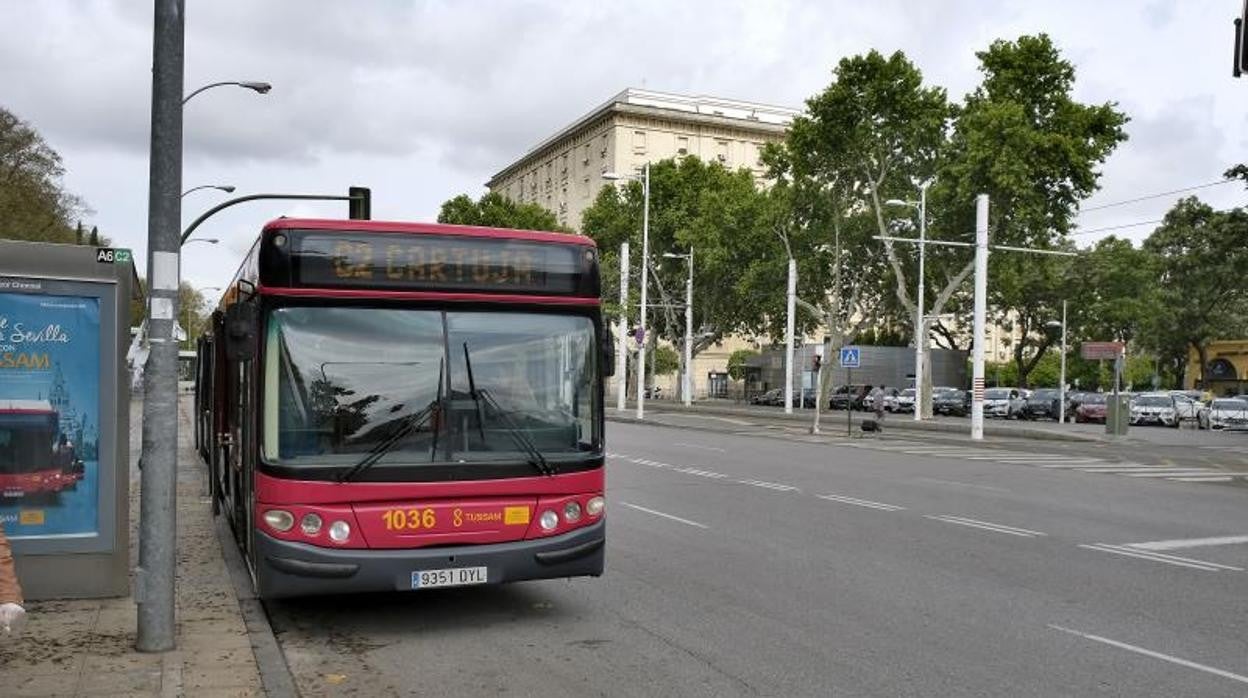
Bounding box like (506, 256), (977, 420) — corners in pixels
(1130, 393), (1179, 427)
(1169, 393), (1203, 422)
(983, 388), (1027, 419)
(1203, 398), (1248, 430)
(895, 388), (915, 413)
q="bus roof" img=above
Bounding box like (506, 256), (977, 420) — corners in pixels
(0, 399), (55, 414)
(261, 218), (597, 248)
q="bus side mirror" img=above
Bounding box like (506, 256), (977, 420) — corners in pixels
(602, 333), (616, 377)
(224, 303), (259, 362)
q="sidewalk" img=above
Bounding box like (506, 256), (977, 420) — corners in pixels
(610, 399), (1105, 443)
(1, 398), (265, 697)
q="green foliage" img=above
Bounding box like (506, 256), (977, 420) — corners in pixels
(1071, 236), (1157, 345)
(726, 349), (758, 381)
(652, 345), (680, 375)
(581, 157), (770, 353)
(436, 192), (570, 233)
(852, 328), (908, 347)
(1138, 196), (1248, 383)
(0, 106), (106, 245)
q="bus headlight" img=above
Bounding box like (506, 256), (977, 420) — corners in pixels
(263, 510), (294, 532)
(539, 510), (559, 531)
(300, 513), (323, 536)
(564, 501), (582, 523)
(328, 520), (351, 543)
(586, 496), (605, 517)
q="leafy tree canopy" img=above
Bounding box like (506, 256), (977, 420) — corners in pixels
(437, 191), (570, 233)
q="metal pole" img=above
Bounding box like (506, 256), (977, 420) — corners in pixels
(683, 249), (693, 407)
(1059, 299), (1067, 424)
(617, 242), (629, 412)
(137, 0), (184, 653)
(784, 257), (796, 414)
(915, 183), (927, 422)
(971, 195), (989, 441)
(635, 163), (650, 420)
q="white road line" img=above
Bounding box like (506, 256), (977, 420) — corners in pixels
(1092, 545), (1243, 571)
(1125, 470), (1221, 478)
(1078, 466), (1182, 473)
(674, 467), (727, 479)
(1127, 535), (1248, 552)
(1036, 460), (1118, 468)
(1171, 476), (1234, 482)
(673, 442), (727, 453)
(911, 477), (1011, 493)
(1048, 624), (1248, 686)
(925, 515), (1046, 537)
(816, 494), (906, 511)
(737, 479), (800, 492)
(619, 502), (709, 529)
(1077, 544), (1233, 571)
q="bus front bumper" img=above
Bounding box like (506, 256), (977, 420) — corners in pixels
(254, 519), (605, 598)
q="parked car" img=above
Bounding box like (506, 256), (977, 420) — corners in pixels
(801, 387), (818, 408)
(1202, 398), (1248, 430)
(983, 388), (1027, 419)
(1169, 393), (1203, 423)
(1074, 392), (1108, 423)
(895, 388), (916, 413)
(749, 388), (783, 406)
(932, 388), (971, 417)
(1025, 388), (1065, 421)
(1130, 392), (1179, 427)
(830, 384), (871, 410)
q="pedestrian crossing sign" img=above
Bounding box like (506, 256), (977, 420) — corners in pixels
(840, 346), (860, 368)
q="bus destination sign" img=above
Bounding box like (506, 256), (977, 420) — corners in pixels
(286, 231), (589, 295)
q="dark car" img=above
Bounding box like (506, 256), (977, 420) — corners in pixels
(750, 388), (783, 406)
(829, 384), (870, 410)
(1074, 393), (1108, 423)
(932, 388), (971, 416)
(1025, 388), (1064, 420)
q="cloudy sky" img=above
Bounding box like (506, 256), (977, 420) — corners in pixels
(3, 1), (1246, 292)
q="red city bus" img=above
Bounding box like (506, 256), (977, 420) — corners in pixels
(0, 400), (82, 498)
(197, 219), (609, 598)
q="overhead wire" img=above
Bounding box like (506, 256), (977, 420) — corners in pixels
(1076, 178), (1235, 214)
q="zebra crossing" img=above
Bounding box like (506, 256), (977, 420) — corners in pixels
(838, 441), (1244, 484)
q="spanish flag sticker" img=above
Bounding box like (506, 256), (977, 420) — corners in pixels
(504, 506), (530, 525)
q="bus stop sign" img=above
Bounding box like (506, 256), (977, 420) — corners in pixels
(839, 346), (861, 368)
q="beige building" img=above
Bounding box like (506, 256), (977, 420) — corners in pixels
(487, 88), (799, 231)
(487, 88), (1019, 398)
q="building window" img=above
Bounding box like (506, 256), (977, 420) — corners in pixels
(676, 136), (689, 156)
(633, 130), (646, 154)
(583, 144), (591, 165)
(716, 140), (729, 163)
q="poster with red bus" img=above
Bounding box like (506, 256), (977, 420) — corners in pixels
(0, 291), (100, 538)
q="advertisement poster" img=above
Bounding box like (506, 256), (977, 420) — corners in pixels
(0, 291), (101, 539)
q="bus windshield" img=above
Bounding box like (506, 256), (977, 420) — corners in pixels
(263, 307), (599, 470)
(0, 414), (55, 475)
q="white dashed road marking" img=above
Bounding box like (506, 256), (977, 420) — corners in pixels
(1126, 535), (1248, 551)
(1049, 624), (1248, 687)
(620, 502), (709, 529)
(816, 493), (906, 511)
(925, 515), (1047, 538)
(1077, 544), (1242, 572)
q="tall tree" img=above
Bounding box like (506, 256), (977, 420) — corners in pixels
(937, 34), (1128, 386)
(0, 106), (92, 243)
(437, 191), (569, 232)
(1140, 197), (1248, 387)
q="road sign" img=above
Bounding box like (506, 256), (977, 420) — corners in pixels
(1081, 341), (1124, 360)
(839, 346), (861, 368)
(95, 248), (132, 264)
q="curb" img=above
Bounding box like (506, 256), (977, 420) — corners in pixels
(609, 404), (1105, 443)
(215, 515), (300, 698)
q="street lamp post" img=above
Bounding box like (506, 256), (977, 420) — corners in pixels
(180, 237), (218, 247)
(663, 250), (694, 406)
(181, 184), (235, 198)
(602, 164), (651, 419)
(617, 242), (629, 412)
(1046, 300), (1068, 423)
(182, 81), (271, 105)
(886, 181), (930, 422)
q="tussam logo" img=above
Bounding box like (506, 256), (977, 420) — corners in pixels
(96, 248), (132, 264)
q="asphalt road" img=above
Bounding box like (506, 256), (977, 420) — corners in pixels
(264, 421), (1248, 696)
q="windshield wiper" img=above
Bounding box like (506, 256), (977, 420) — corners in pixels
(338, 359), (444, 483)
(462, 342), (555, 476)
